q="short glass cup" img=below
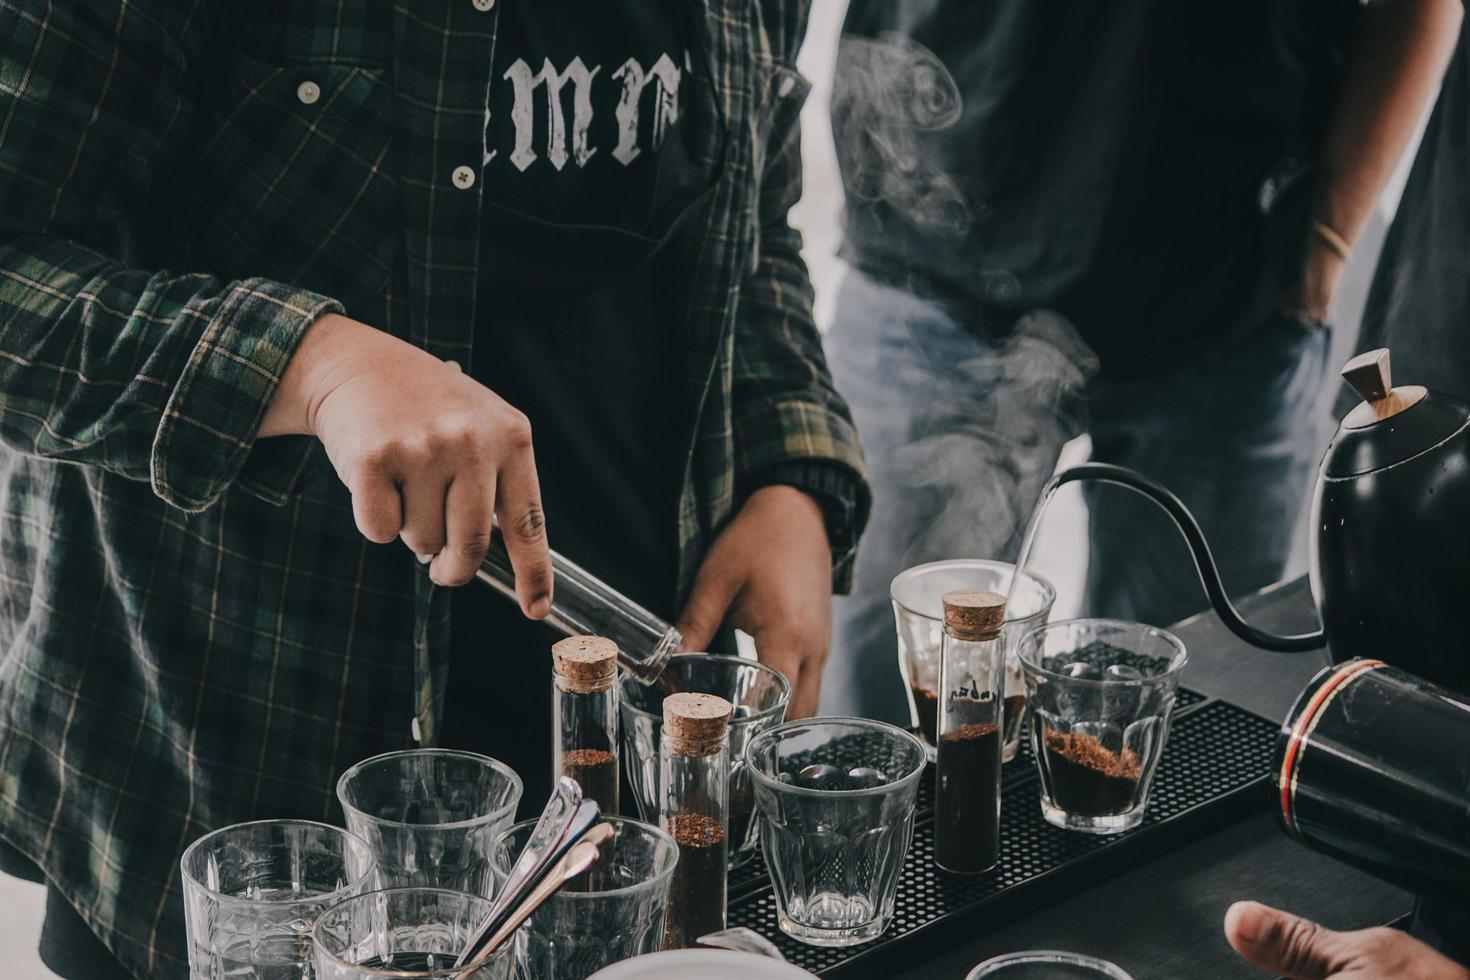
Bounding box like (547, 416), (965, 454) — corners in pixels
(313, 887), (514, 980)
(490, 816), (678, 979)
(337, 749), (522, 896)
(1019, 619), (1187, 834)
(747, 717), (927, 947)
(892, 559), (1056, 760)
(966, 950), (1135, 979)
(181, 819), (375, 979)
(621, 653), (791, 867)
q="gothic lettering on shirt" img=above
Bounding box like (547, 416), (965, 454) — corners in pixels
(486, 54), (684, 172)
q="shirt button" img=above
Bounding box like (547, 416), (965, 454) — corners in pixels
(411, 717), (423, 744)
(444, 359), (462, 373)
(451, 165), (476, 190)
(296, 80), (321, 105)
(472, 0), (495, 9)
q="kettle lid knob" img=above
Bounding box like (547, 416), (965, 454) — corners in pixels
(1343, 348), (1392, 402)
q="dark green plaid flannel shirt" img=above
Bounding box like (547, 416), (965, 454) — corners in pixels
(0, 2), (867, 975)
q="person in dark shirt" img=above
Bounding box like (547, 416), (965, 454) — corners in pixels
(0, 2), (866, 977)
(820, 0), (1458, 726)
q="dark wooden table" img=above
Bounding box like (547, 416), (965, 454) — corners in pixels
(890, 577), (1414, 980)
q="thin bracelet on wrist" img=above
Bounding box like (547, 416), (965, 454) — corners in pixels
(1312, 220), (1353, 262)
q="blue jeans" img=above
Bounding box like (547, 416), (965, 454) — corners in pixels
(820, 268), (1333, 722)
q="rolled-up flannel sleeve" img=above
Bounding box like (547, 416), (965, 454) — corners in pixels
(0, 2), (341, 511)
(732, 12), (871, 588)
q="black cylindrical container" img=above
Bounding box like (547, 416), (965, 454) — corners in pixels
(1275, 658), (1470, 899)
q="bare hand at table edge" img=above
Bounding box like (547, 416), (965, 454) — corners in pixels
(676, 484), (832, 718)
(1225, 901), (1470, 980)
(259, 313), (553, 607)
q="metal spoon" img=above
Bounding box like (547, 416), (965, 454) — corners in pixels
(455, 798), (601, 968)
(456, 826), (613, 976)
(454, 778), (582, 967)
(697, 926), (787, 961)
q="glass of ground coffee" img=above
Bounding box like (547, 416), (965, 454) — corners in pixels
(181, 819), (375, 980)
(660, 692), (733, 949)
(747, 718), (927, 946)
(337, 749), (522, 896)
(621, 654), (791, 867)
(892, 560), (1056, 761)
(553, 635), (621, 815)
(1019, 620), (1186, 834)
(313, 887), (514, 979)
(490, 816), (677, 978)
(934, 590), (1007, 874)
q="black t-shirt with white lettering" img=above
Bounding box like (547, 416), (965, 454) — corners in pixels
(444, 0), (720, 804)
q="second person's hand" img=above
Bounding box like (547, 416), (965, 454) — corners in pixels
(260, 313), (553, 611)
(675, 485), (833, 718)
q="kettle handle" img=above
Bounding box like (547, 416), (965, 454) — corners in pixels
(1047, 463), (1327, 652)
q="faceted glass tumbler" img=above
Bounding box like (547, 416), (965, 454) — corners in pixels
(747, 718), (927, 947)
(312, 887), (513, 979)
(181, 819), (375, 980)
(891, 559), (1056, 760)
(966, 950), (1135, 979)
(1019, 619), (1187, 834)
(337, 749), (522, 896)
(621, 653), (791, 867)
(490, 816), (678, 980)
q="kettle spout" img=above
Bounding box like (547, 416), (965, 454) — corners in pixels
(1045, 464), (1327, 652)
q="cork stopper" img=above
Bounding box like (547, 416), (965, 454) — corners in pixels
(942, 590), (1007, 640)
(552, 635), (619, 693)
(662, 692), (733, 756)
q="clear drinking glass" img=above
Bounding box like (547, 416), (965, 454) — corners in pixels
(337, 749), (522, 896)
(181, 819), (375, 979)
(1019, 619), (1187, 834)
(490, 816), (678, 979)
(313, 887), (514, 979)
(747, 717), (927, 946)
(621, 654), (791, 867)
(891, 559), (1056, 760)
(966, 950), (1134, 979)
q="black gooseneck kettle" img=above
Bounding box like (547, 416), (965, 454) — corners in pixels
(1044, 347), (1470, 694)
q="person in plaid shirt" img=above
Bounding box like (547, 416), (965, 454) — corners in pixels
(0, 2), (867, 976)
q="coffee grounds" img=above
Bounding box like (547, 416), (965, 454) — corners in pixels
(934, 723), (1001, 873)
(1042, 731), (1141, 816)
(562, 748), (619, 815)
(663, 812), (727, 948)
(1043, 640), (1167, 678)
(912, 685), (939, 745)
(917, 689), (1026, 750)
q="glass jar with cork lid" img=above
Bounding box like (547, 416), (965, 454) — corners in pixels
(552, 635), (621, 815)
(659, 692), (733, 949)
(934, 589), (1007, 874)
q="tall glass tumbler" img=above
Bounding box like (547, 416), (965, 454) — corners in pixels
(621, 654), (791, 866)
(313, 887), (513, 980)
(1019, 620), (1186, 834)
(181, 819), (375, 979)
(337, 749), (522, 896)
(490, 816), (678, 979)
(747, 718), (927, 947)
(892, 560), (1056, 760)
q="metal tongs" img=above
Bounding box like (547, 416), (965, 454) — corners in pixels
(452, 777), (606, 973)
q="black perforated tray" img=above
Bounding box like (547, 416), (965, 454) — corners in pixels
(726, 691), (1277, 977)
